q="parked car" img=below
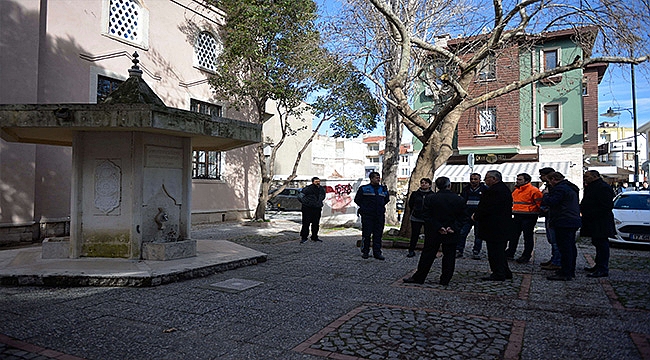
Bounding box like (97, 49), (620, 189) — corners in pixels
(610, 191), (650, 247)
(267, 188), (302, 211)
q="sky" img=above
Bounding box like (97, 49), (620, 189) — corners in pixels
(313, 0), (650, 140)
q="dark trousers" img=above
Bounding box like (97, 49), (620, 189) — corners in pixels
(457, 219), (483, 253)
(360, 215), (385, 255)
(300, 207), (322, 240)
(591, 236), (610, 273)
(408, 221), (425, 252)
(555, 227), (578, 278)
(412, 228), (457, 284)
(486, 241), (512, 280)
(505, 213), (538, 259)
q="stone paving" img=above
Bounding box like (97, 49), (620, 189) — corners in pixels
(1, 218), (650, 359)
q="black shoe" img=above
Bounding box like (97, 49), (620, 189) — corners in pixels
(407, 251), (416, 258)
(374, 254), (385, 260)
(547, 274), (571, 281)
(300, 238), (307, 244)
(540, 260), (552, 267)
(505, 273), (513, 280)
(586, 271), (609, 278)
(515, 257), (530, 264)
(583, 266), (597, 272)
(403, 277), (424, 284)
(311, 238), (323, 242)
(481, 276), (505, 281)
(361, 253), (369, 259)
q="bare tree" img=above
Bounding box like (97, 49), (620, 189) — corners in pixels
(326, 0), (471, 225)
(361, 0), (650, 235)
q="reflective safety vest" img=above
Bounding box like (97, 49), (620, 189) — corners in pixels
(512, 182), (543, 214)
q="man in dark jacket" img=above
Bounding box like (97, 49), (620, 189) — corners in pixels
(457, 173), (489, 259)
(580, 170), (615, 278)
(299, 177), (327, 243)
(403, 177), (467, 285)
(472, 170), (514, 281)
(406, 178), (435, 258)
(542, 172), (581, 281)
(354, 171), (390, 260)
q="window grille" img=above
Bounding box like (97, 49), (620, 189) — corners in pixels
(478, 107), (497, 134)
(108, 0), (142, 43)
(190, 99), (223, 180)
(97, 75), (123, 103)
(195, 32), (221, 72)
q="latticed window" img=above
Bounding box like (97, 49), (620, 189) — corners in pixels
(108, 0), (142, 43)
(195, 31), (221, 72)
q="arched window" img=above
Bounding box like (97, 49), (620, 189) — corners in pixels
(195, 31), (222, 73)
(107, 0), (143, 43)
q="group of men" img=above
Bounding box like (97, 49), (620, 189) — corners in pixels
(296, 167), (615, 285)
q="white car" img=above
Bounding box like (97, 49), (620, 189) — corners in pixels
(610, 191), (650, 246)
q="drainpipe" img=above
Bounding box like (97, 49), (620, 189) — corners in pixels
(531, 49), (541, 155)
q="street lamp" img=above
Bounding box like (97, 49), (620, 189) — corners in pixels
(600, 64), (639, 188)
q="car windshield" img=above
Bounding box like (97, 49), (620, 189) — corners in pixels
(613, 194), (650, 210)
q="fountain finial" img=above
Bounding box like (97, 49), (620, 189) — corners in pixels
(128, 52), (143, 77)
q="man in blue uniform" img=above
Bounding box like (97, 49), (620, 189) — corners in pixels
(354, 171), (390, 260)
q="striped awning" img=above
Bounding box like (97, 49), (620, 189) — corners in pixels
(434, 162), (572, 183)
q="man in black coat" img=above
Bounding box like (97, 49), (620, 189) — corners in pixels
(580, 170), (615, 277)
(403, 177), (467, 286)
(472, 170), (513, 281)
(298, 177), (327, 243)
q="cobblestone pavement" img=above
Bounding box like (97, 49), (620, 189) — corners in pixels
(1, 219), (650, 359)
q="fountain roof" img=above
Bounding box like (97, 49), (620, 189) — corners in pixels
(0, 53), (260, 151)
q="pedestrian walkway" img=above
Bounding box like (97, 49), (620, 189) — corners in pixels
(1, 220), (649, 359)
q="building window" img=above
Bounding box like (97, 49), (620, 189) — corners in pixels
(190, 99), (222, 117)
(401, 155), (409, 163)
(624, 153), (635, 161)
(543, 104), (560, 129)
(368, 144), (379, 151)
(478, 107), (496, 134)
(478, 54), (496, 81)
(401, 168), (410, 176)
(627, 142), (633, 147)
(107, 0), (147, 47)
(369, 157), (379, 163)
(192, 151), (221, 180)
(191, 99), (223, 180)
(543, 48), (559, 71)
(582, 82), (588, 96)
(97, 75), (124, 103)
(194, 31), (222, 73)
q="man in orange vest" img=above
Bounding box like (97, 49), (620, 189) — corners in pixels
(505, 173), (543, 263)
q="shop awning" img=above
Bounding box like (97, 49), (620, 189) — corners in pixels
(434, 162), (572, 183)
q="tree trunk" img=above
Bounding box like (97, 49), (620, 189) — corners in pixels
(397, 139), (436, 237)
(254, 142), (270, 220)
(382, 104), (402, 225)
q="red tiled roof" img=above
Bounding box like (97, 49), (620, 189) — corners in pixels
(363, 136), (385, 143)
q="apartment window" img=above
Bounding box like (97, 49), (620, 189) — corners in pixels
(97, 75), (123, 103)
(368, 144), (379, 151)
(195, 31), (222, 73)
(401, 168), (410, 176)
(582, 82), (588, 96)
(543, 49), (559, 71)
(543, 104), (560, 129)
(106, 0), (148, 48)
(401, 155), (409, 163)
(627, 142), (633, 147)
(624, 153), (635, 161)
(191, 99), (223, 180)
(369, 157), (379, 163)
(478, 54), (496, 81)
(190, 99), (222, 117)
(478, 107), (496, 135)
